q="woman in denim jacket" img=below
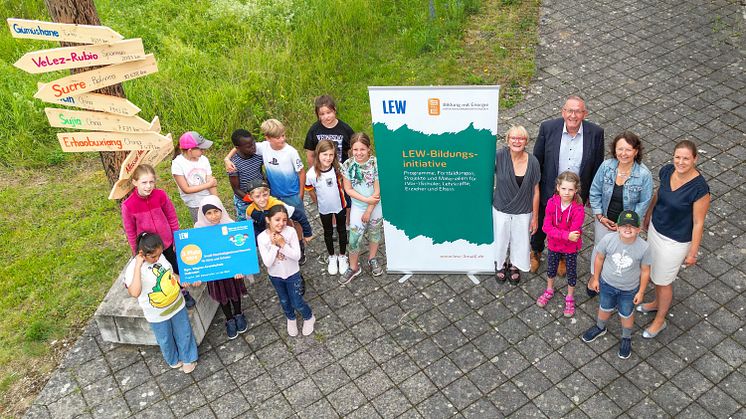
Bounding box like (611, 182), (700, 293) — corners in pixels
(588, 131), (653, 282)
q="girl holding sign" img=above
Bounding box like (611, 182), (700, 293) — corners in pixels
(193, 195), (249, 340)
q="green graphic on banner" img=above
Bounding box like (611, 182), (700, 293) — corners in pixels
(372, 122), (495, 245)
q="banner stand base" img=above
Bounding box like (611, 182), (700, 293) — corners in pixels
(397, 273), (481, 285)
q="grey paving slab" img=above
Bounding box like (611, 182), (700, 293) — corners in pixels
(24, 0), (746, 417)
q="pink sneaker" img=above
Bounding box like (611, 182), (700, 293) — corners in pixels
(564, 296), (575, 317)
(536, 289), (554, 307)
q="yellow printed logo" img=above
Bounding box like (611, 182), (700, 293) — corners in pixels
(180, 244), (202, 265)
(428, 98), (440, 116)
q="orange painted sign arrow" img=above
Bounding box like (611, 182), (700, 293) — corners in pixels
(45, 108), (160, 133)
(7, 18), (124, 44)
(14, 39), (145, 74)
(34, 54), (157, 102)
(57, 130), (171, 152)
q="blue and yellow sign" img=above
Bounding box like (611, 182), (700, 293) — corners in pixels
(174, 221), (259, 283)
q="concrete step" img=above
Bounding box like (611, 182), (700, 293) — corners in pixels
(94, 266), (250, 345)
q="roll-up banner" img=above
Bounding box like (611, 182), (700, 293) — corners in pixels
(369, 86), (499, 274)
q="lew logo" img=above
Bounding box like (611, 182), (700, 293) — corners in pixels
(382, 100), (406, 114)
(428, 98), (440, 116)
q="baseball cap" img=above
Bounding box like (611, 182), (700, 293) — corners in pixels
(617, 210), (640, 228)
(246, 179), (269, 194)
(179, 131), (213, 149)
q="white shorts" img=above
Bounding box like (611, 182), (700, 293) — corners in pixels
(492, 208), (532, 272)
(648, 221), (690, 286)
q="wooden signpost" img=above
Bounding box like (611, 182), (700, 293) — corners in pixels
(14, 38), (146, 74)
(58, 131), (171, 152)
(7, 18), (123, 44)
(38, 83), (141, 116)
(45, 108), (160, 133)
(34, 54), (158, 102)
(11, 18), (172, 200)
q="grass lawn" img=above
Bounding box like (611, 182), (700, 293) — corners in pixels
(0, 0), (539, 415)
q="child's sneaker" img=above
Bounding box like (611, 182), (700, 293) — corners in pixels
(563, 296), (575, 317)
(287, 318), (299, 337)
(302, 315), (316, 336)
(299, 251), (307, 266)
(536, 289), (554, 307)
(618, 337), (632, 359)
(327, 255), (339, 275)
(226, 318), (238, 340)
(368, 257), (384, 277)
(169, 361), (183, 369)
(338, 255), (349, 275)
(582, 325), (607, 343)
(234, 313), (248, 334)
(182, 362), (197, 374)
(338, 266), (361, 285)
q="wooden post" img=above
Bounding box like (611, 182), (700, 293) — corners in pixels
(44, 0), (127, 187)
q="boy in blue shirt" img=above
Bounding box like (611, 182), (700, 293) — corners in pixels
(226, 129), (264, 221)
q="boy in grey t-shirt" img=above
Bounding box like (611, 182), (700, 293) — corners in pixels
(582, 210), (652, 359)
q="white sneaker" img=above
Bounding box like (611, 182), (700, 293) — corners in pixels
(337, 255), (349, 276)
(302, 315), (316, 336)
(327, 254), (339, 275)
(287, 318), (298, 337)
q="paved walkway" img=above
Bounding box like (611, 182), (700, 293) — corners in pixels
(25, 0), (745, 417)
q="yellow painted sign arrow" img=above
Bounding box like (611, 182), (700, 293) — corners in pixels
(14, 39), (145, 74)
(34, 54), (157, 102)
(45, 108), (160, 133)
(57, 130), (171, 152)
(7, 18), (124, 44)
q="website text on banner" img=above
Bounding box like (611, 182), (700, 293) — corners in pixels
(369, 86), (500, 274)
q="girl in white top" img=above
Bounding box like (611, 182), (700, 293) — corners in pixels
(305, 140), (349, 276)
(171, 131), (218, 222)
(257, 205), (315, 337)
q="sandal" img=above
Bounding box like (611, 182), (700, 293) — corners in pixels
(495, 262), (508, 283)
(564, 295), (575, 317)
(508, 265), (521, 285)
(536, 289), (554, 307)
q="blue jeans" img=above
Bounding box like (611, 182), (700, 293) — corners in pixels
(599, 278), (639, 318)
(149, 306), (198, 366)
(234, 195), (249, 221)
(277, 194), (313, 238)
(269, 271), (312, 321)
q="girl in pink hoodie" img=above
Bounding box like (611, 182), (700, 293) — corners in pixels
(537, 171), (585, 317)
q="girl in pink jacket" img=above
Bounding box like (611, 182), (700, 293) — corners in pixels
(537, 171), (585, 317)
(121, 164), (196, 308)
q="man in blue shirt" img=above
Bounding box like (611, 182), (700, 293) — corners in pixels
(531, 96), (605, 278)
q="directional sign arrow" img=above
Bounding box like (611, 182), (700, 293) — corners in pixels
(45, 108), (160, 133)
(108, 178), (134, 200)
(14, 38), (145, 74)
(57, 130), (171, 152)
(37, 83), (141, 116)
(141, 135), (174, 167)
(34, 54), (157, 102)
(7, 18), (124, 44)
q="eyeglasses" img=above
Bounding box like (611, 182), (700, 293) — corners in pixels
(508, 136), (527, 141)
(562, 108), (586, 115)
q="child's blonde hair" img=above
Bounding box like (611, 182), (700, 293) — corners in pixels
(554, 171), (583, 205)
(132, 164), (156, 181)
(313, 140), (341, 179)
(261, 119), (286, 138)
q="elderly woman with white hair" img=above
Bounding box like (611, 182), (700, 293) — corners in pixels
(492, 125), (541, 285)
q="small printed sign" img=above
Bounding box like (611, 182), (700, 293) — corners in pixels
(174, 221), (260, 284)
(14, 38), (145, 74)
(7, 18), (124, 44)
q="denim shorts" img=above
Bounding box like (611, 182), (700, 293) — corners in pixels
(599, 278), (639, 318)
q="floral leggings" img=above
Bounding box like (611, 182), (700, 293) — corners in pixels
(348, 203), (383, 253)
(547, 250), (578, 286)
